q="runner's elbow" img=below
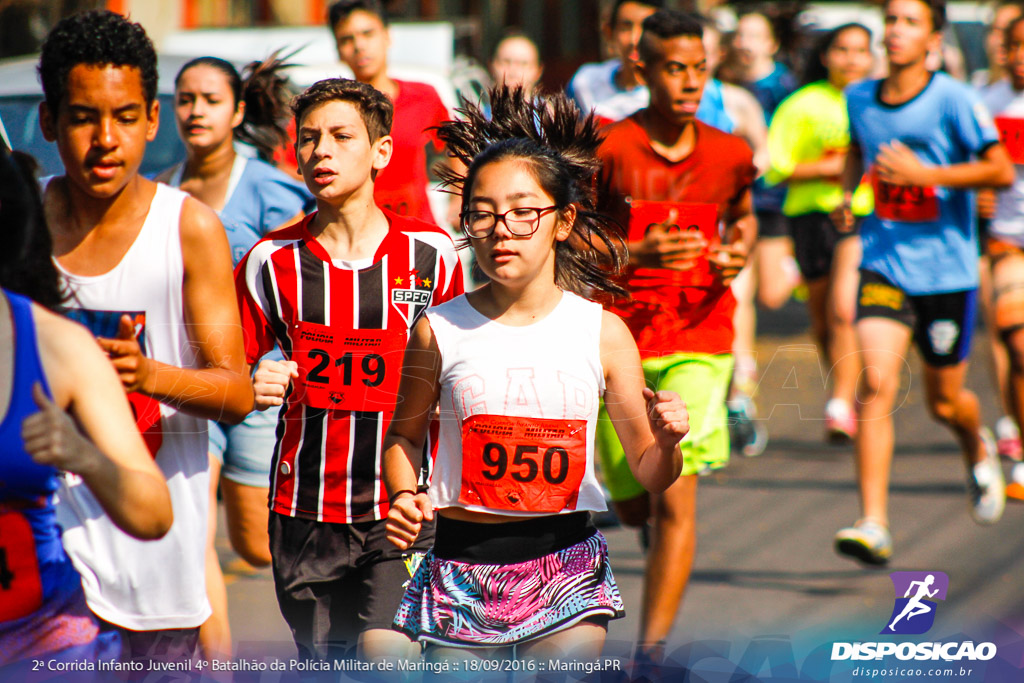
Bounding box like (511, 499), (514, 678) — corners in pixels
(995, 165), (1015, 188)
(120, 488), (173, 540)
(219, 381), (257, 424)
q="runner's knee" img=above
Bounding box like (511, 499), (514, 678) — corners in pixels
(612, 494), (650, 528)
(859, 368), (897, 405)
(1002, 327), (1024, 372)
(228, 527), (272, 567)
(652, 478), (695, 525)
(925, 395), (958, 424)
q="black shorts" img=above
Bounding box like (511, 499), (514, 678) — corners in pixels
(856, 269), (977, 367)
(756, 208), (790, 239)
(790, 211), (856, 281)
(269, 512), (434, 659)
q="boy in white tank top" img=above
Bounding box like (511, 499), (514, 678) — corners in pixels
(37, 10), (254, 667)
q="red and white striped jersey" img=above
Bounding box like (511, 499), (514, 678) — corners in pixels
(235, 210), (463, 523)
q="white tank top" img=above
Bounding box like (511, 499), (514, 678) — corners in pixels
(53, 183), (211, 630)
(992, 95), (1024, 245)
(427, 291), (607, 516)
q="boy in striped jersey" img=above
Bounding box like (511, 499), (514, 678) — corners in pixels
(234, 79), (463, 661)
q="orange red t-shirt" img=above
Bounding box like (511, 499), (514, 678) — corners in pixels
(597, 116), (756, 357)
(374, 79), (449, 225)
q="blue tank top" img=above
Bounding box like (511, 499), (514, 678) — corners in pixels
(697, 78), (735, 134)
(0, 290), (115, 666)
(745, 63), (798, 213)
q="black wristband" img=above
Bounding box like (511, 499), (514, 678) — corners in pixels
(388, 489), (416, 504)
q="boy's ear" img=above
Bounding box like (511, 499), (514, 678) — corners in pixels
(146, 99), (159, 142)
(372, 134), (393, 172)
(633, 60), (648, 87)
(39, 101), (57, 142)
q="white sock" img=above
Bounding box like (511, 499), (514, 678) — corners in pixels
(826, 398), (852, 419)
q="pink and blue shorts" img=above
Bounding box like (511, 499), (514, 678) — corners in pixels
(393, 512), (624, 647)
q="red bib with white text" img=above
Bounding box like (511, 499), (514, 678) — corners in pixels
(871, 167), (939, 222)
(458, 414), (588, 513)
(627, 199), (719, 243)
(291, 321), (405, 412)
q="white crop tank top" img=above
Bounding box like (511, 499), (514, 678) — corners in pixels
(52, 183), (211, 630)
(427, 291), (607, 516)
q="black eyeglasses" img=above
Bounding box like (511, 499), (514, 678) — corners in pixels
(459, 206), (559, 239)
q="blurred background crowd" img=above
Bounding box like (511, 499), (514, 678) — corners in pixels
(0, 0), (996, 182)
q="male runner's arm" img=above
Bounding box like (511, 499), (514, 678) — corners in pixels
(785, 153), (847, 182)
(99, 198), (254, 423)
(382, 316), (441, 549)
(832, 142), (866, 233)
(601, 311), (688, 492)
(766, 97), (846, 182)
(708, 183), (757, 286)
(27, 308), (173, 539)
(875, 140), (1013, 189)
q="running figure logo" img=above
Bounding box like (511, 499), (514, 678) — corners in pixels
(882, 571), (949, 635)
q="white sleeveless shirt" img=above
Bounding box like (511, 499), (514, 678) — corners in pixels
(53, 183), (211, 630)
(427, 291), (607, 515)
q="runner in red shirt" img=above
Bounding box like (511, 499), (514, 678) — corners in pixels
(236, 78), (462, 662)
(595, 10), (756, 664)
(328, 0), (449, 224)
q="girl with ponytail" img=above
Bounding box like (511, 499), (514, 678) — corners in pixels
(382, 85), (690, 658)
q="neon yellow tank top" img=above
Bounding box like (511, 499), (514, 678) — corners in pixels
(766, 80), (873, 217)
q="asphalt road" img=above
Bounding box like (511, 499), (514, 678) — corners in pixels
(215, 301), (1024, 682)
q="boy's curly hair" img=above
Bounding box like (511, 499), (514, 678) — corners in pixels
(39, 10), (158, 114)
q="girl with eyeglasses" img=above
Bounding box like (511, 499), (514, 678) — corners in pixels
(381, 86), (689, 660)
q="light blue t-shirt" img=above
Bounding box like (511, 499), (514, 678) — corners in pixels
(169, 155), (313, 363)
(170, 155), (314, 265)
(847, 72), (1000, 295)
(697, 78), (735, 134)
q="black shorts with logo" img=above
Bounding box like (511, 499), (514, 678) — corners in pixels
(269, 512), (434, 659)
(856, 269), (977, 367)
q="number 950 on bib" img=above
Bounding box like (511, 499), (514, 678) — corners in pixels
(291, 321), (405, 412)
(459, 414), (588, 513)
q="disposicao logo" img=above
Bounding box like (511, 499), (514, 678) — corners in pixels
(831, 571), (998, 662)
(882, 571), (948, 635)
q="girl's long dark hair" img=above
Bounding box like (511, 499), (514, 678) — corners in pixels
(803, 22), (871, 86)
(0, 148), (65, 310)
(176, 51), (296, 160)
(436, 85), (628, 303)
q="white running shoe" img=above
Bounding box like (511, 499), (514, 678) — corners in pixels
(995, 416), (1022, 461)
(834, 518), (892, 565)
(825, 398), (856, 443)
(969, 429), (1006, 525)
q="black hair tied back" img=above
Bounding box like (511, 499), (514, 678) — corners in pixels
(237, 49), (298, 161)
